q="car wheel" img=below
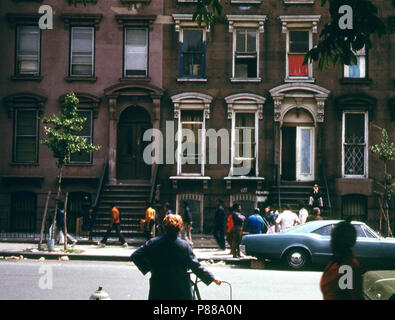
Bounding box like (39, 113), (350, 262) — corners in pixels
(285, 248), (309, 270)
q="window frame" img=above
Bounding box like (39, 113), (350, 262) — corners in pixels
(69, 26), (95, 77)
(343, 47), (368, 79)
(15, 25), (41, 77)
(13, 108), (39, 163)
(232, 28), (260, 81)
(69, 109), (94, 164)
(178, 28), (206, 80)
(341, 111), (369, 178)
(123, 27), (149, 78)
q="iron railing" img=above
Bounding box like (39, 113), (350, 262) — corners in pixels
(93, 160), (108, 210)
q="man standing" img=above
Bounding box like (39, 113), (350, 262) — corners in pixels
(309, 184), (324, 209)
(213, 199), (226, 250)
(231, 203), (246, 258)
(263, 205), (278, 234)
(298, 200), (309, 224)
(182, 201), (193, 246)
(98, 203), (128, 247)
(246, 208), (265, 234)
(275, 204), (301, 232)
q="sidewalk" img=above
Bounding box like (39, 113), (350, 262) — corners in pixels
(0, 236), (255, 266)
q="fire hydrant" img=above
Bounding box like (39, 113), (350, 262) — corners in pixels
(89, 286), (111, 300)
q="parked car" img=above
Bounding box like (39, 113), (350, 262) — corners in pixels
(363, 270), (395, 300)
(240, 220), (395, 270)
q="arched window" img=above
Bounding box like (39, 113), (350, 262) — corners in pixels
(342, 194), (367, 222)
(11, 192), (37, 232)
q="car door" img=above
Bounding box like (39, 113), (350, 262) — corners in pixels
(353, 224), (381, 267)
(308, 224), (334, 265)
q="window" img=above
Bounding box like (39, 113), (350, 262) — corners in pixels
(180, 29), (206, 78)
(176, 193), (204, 233)
(344, 47), (366, 79)
(280, 15), (320, 81)
(288, 30), (309, 77)
(180, 110), (204, 174)
(233, 113), (256, 176)
(13, 109), (39, 163)
(11, 192), (37, 232)
(342, 112), (368, 177)
(124, 28), (148, 77)
(16, 25), (40, 76)
(313, 224), (334, 236)
(70, 27), (94, 77)
(70, 110), (93, 163)
(342, 194), (368, 222)
(234, 29), (258, 79)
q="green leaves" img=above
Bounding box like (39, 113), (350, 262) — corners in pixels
(192, 0), (223, 28)
(370, 129), (395, 163)
(41, 93), (101, 167)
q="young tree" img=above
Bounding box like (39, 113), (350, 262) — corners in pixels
(370, 129), (395, 237)
(41, 93), (101, 242)
(192, 0), (387, 70)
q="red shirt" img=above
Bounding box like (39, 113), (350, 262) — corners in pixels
(320, 252), (363, 300)
(111, 207), (120, 224)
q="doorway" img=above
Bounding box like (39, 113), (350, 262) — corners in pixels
(116, 106), (152, 180)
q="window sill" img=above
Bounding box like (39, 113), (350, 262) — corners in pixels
(285, 77), (315, 83)
(177, 78), (207, 82)
(9, 162), (40, 167)
(224, 176), (265, 180)
(10, 75), (43, 82)
(120, 77), (151, 82)
(340, 78), (372, 85)
(230, 77), (261, 83)
(170, 176), (211, 180)
(65, 76), (97, 83)
(65, 163), (93, 166)
(231, 0), (262, 3)
(283, 0), (315, 4)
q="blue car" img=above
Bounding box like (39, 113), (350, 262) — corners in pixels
(240, 220), (395, 270)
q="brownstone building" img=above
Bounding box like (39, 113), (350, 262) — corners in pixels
(0, 0), (394, 236)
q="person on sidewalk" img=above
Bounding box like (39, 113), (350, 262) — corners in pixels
(181, 201), (193, 246)
(226, 208), (234, 250)
(51, 201), (77, 246)
(275, 204), (300, 232)
(306, 207), (324, 223)
(130, 214), (221, 300)
(245, 208), (265, 235)
(320, 218), (363, 300)
(262, 205), (278, 234)
(142, 202), (156, 240)
(298, 200), (309, 225)
(213, 199), (226, 250)
(231, 203), (246, 258)
(98, 203), (128, 248)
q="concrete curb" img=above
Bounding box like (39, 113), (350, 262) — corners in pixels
(0, 251), (254, 266)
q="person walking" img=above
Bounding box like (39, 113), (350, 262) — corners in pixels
(320, 218), (363, 300)
(130, 214), (221, 300)
(263, 205), (278, 234)
(52, 201), (77, 246)
(275, 204), (300, 232)
(309, 184), (324, 209)
(98, 203), (128, 248)
(213, 199), (226, 250)
(245, 208), (265, 234)
(226, 208), (234, 250)
(298, 200), (309, 224)
(306, 207), (324, 223)
(182, 201), (193, 246)
(231, 203), (246, 258)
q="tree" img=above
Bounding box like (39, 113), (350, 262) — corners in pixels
(370, 129), (395, 238)
(41, 93), (101, 243)
(192, 0), (387, 70)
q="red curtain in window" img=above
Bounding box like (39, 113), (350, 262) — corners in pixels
(289, 53), (308, 76)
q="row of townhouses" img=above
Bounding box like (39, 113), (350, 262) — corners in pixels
(0, 0), (394, 236)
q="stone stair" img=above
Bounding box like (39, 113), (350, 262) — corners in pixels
(91, 183), (151, 238)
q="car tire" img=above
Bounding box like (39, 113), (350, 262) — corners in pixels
(285, 248), (310, 270)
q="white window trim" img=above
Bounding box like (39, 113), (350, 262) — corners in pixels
(123, 27), (149, 78)
(70, 26), (95, 77)
(279, 15), (320, 82)
(226, 15), (267, 82)
(171, 92), (213, 177)
(283, 0), (315, 4)
(344, 47), (367, 79)
(341, 111), (369, 178)
(176, 193), (204, 233)
(225, 93), (265, 178)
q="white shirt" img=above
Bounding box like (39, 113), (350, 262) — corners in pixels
(276, 210), (301, 232)
(299, 208), (309, 224)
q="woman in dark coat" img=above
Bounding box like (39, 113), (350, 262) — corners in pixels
(130, 214), (221, 300)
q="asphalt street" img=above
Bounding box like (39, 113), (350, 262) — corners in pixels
(0, 260), (323, 300)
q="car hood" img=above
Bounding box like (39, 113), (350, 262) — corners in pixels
(363, 270), (395, 300)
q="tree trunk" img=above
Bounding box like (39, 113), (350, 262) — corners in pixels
(63, 192), (69, 251)
(51, 165), (64, 243)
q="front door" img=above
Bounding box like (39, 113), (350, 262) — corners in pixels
(116, 107), (151, 180)
(281, 126), (315, 181)
(296, 126), (315, 181)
